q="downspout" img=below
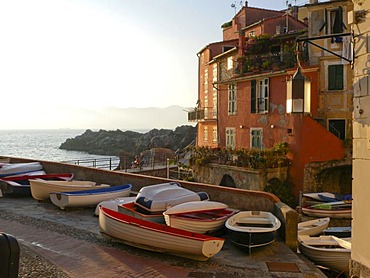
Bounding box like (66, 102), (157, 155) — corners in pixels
(196, 52), (201, 147)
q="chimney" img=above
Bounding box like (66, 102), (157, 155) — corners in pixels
(309, 0), (318, 4)
(245, 1), (248, 7)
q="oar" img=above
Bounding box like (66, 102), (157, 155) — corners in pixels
(332, 236), (351, 249)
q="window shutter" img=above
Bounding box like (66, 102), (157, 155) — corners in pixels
(251, 80), (256, 113)
(335, 65), (343, 89)
(328, 65), (336, 90)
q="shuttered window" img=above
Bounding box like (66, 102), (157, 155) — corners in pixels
(328, 65), (343, 90)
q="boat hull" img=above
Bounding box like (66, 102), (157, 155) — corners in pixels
(50, 184), (132, 210)
(0, 173), (74, 196)
(225, 211), (281, 249)
(0, 162), (43, 178)
(118, 202), (164, 224)
(298, 217), (330, 236)
(98, 207), (224, 261)
(302, 206), (352, 219)
(298, 235), (351, 273)
(29, 179), (107, 201)
(135, 182), (209, 213)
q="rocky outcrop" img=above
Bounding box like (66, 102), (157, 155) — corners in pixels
(59, 125), (196, 156)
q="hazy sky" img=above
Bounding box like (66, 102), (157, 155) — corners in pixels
(0, 0), (303, 129)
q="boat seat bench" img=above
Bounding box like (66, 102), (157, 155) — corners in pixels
(236, 217), (271, 225)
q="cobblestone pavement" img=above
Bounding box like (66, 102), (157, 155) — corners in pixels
(0, 196), (327, 277)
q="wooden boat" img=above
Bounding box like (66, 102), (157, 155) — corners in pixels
(94, 196), (136, 216)
(118, 202), (165, 224)
(323, 226), (352, 238)
(225, 211), (281, 250)
(303, 192), (352, 202)
(302, 205), (352, 219)
(29, 179), (109, 201)
(0, 162), (43, 178)
(298, 235), (351, 273)
(163, 201), (238, 234)
(98, 206), (225, 261)
(50, 184), (132, 210)
(0, 173), (74, 196)
(135, 182), (209, 213)
(298, 217), (330, 236)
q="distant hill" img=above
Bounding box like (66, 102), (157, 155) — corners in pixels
(59, 125), (197, 156)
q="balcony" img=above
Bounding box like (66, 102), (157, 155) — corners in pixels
(188, 107), (217, 122)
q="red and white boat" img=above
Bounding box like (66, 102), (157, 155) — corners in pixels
(99, 206), (225, 261)
(163, 201), (238, 234)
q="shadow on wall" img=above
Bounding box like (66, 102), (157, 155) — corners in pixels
(220, 174), (236, 188)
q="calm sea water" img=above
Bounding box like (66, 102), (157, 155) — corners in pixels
(0, 129), (118, 162)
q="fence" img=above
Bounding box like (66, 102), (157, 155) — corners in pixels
(61, 157), (120, 170)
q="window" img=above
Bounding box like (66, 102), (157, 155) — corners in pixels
(212, 127), (218, 142)
(227, 56), (234, 70)
(327, 7), (345, 35)
(204, 126), (208, 142)
(226, 128), (235, 149)
(228, 83), (237, 115)
(249, 31), (255, 37)
(251, 78), (269, 113)
(328, 119), (345, 140)
(250, 128), (263, 149)
(212, 64), (218, 82)
(328, 65), (343, 90)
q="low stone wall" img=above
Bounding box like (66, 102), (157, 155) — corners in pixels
(194, 163), (288, 191)
(1, 156), (298, 250)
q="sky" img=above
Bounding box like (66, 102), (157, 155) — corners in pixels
(0, 0), (305, 129)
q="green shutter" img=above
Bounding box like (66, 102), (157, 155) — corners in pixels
(251, 80), (256, 113)
(328, 65), (343, 90)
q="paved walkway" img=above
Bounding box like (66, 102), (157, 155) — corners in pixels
(0, 197), (326, 277)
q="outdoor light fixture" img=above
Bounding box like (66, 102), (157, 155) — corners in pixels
(286, 68), (311, 113)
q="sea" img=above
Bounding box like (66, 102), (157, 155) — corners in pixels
(0, 129), (119, 163)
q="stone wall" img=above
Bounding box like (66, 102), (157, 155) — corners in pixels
(193, 163), (288, 191)
(303, 158), (352, 194)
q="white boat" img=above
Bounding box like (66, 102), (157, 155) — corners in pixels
(163, 201), (238, 234)
(298, 217), (330, 236)
(118, 202), (165, 224)
(135, 182), (209, 213)
(302, 206), (352, 219)
(298, 235), (351, 273)
(0, 162), (43, 178)
(29, 179), (109, 201)
(225, 211), (281, 250)
(0, 173), (73, 196)
(94, 196), (136, 216)
(50, 184), (132, 210)
(98, 206), (225, 261)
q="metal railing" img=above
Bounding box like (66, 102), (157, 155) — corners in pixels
(61, 157), (120, 170)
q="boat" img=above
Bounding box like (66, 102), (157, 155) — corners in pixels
(298, 217), (330, 236)
(0, 162), (43, 178)
(135, 182), (209, 213)
(29, 179), (109, 201)
(50, 184), (132, 210)
(94, 196), (136, 216)
(303, 192), (352, 202)
(98, 206), (225, 261)
(225, 211), (281, 251)
(323, 226), (352, 238)
(0, 173), (74, 196)
(301, 205), (352, 219)
(118, 202), (165, 224)
(163, 201), (238, 234)
(298, 235), (351, 273)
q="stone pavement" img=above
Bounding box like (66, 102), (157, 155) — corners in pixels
(0, 196), (327, 277)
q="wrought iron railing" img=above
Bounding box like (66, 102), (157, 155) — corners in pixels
(61, 157), (120, 170)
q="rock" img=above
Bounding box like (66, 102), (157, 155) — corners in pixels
(59, 125), (196, 157)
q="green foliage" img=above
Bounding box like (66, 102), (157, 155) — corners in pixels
(187, 143), (290, 170)
(264, 179), (297, 208)
(221, 21), (232, 28)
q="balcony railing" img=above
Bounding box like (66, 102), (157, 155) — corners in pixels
(188, 107), (217, 122)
